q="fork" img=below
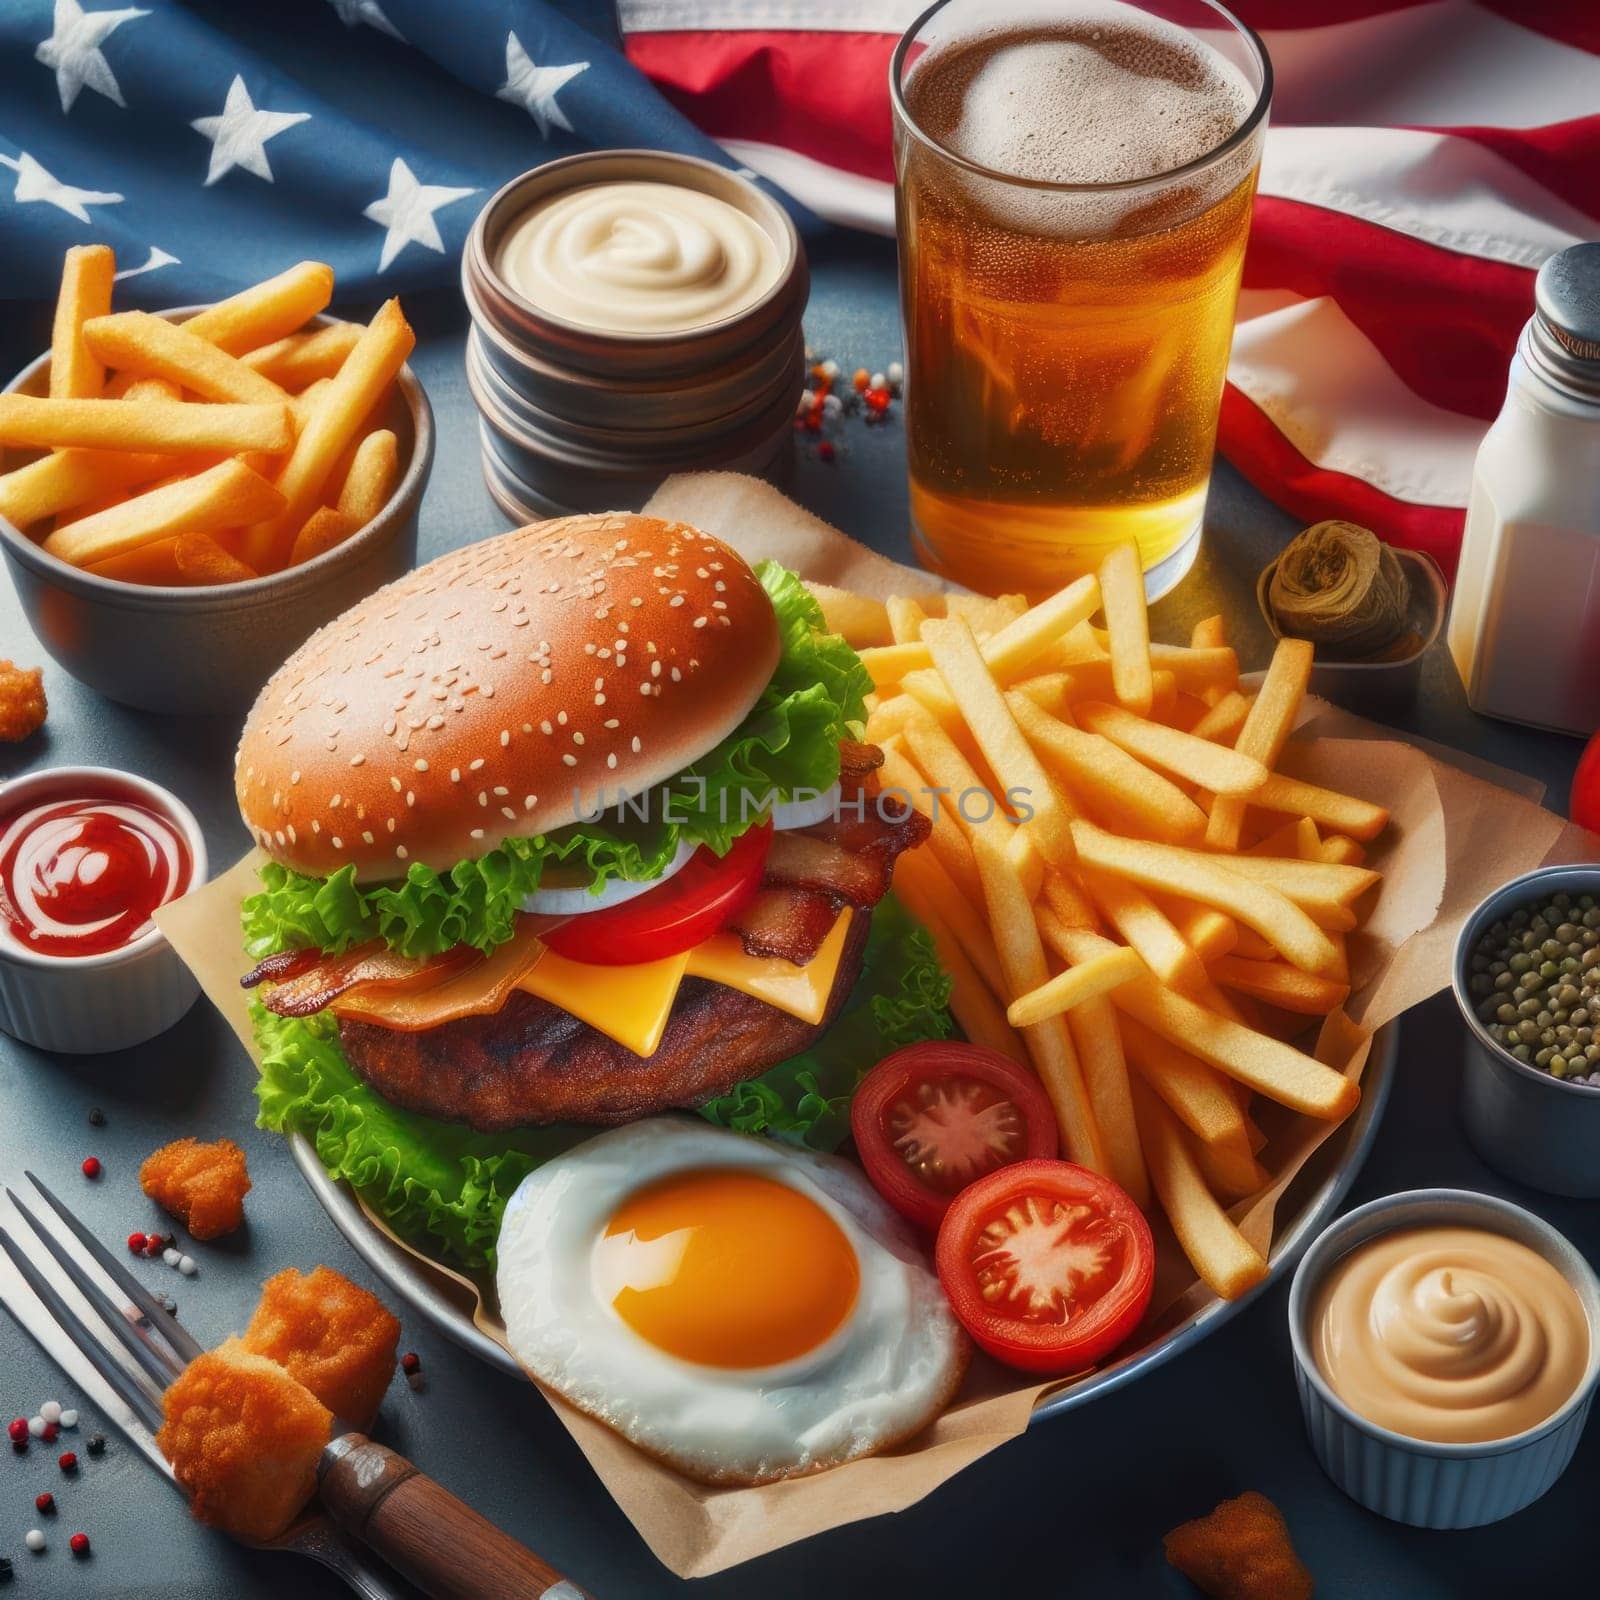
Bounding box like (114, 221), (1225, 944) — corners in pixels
(0, 1172), (591, 1600)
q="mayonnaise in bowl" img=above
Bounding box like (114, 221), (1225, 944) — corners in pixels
(495, 181), (784, 335)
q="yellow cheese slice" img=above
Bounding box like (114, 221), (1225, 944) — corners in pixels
(515, 908), (853, 1057)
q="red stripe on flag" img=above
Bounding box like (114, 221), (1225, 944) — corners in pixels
(625, 30), (898, 185)
(1245, 197), (1533, 423)
(1438, 117), (1600, 223)
(1218, 384), (1466, 577)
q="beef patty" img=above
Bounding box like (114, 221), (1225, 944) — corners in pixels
(337, 905), (873, 1131)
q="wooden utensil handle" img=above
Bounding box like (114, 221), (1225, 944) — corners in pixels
(319, 1434), (591, 1600)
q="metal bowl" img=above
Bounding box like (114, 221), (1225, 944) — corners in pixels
(1452, 863), (1600, 1196)
(0, 308), (434, 714)
(289, 1022), (1397, 1409)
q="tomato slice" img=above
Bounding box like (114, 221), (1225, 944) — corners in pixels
(542, 821), (772, 966)
(850, 1043), (1059, 1229)
(935, 1160), (1154, 1375)
(1573, 730), (1600, 835)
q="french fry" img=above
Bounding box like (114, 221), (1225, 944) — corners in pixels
(1097, 543), (1152, 715)
(1076, 869), (1207, 993)
(291, 376), (334, 427)
(859, 641), (932, 688)
(1244, 772), (1391, 842)
(947, 592), (1027, 637)
(901, 708), (999, 842)
(1066, 997), (1149, 1207)
(251, 299), (414, 570)
(805, 582), (891, 648)
(1190, 615), (1226, 651)
(0, 448), (170, 529)
(0, 395), (293, 456)
(1207, 854), (1380, 910)
(886, 594), (929, 645)
(1205, 637), (1315, 849)
(1118, 1014), (1249, 1148)
(1076, 701), (1269, 796)
(1054, 925), (1357, 1118)
(1229, 926), (1277, 962)
(1314, 1008), (1369, 1069)
(892, 845), (1005, 998)
(981, 573), (1100, 681)
(972, 832), (1106, 1170)
(1132, 1078), (1268, 1300)
(1190, 690), (1253, 743)
(909, 900), (1029, 1066)
(1187, 1123), (1270, 1202)
(173, 533), (258, 585)
(1153, 895), (1237, 963)
(182, 260), (335, 355)
(1006, 824), (1046, 902)
(1010, 672), (1073, 717)
(1149, 668), (1178, 723)
(334, 428), (399, 523)
(82, 311), (290, 405)
(1319, 835), (1367, 867)
(877, 743), (983, 906)
(1209, 955), (1351, 1015)
(1245, 816), (1322, 860)
(924, 617), (1076, 865)
(1008, 943), (1145, 1028)
(242, 320), (363, 389)
(1041, 867), (1096, 930)
(86, 538), (182, 585)
(287, 505), (358, 566)
(1009, 693), (1207, 843)
(50, 245), (116, 400)
(1070, 820), (1340, 976)
(43, 459), (285, 567)
(120, 376), (182, 402)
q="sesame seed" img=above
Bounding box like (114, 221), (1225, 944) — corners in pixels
(524, 795), (538, 810)
(669, 595), (685, 607)
(562, 754), (578, 767)
(493, 785), (509, 796)
(541, 669), (553, 684)
(500, 730), (510, 748)
(470, 758), (485, 771)
(415, 759), (429, 772)
(470, 828), (484, 840)
(406, 791), (415, 807)
(631, 736), (642, 753)
(606, 754), (617, 769)
(540, 720), (553, 735)
(450, 768), (460, 783)
(501, 807), (517, 821)
(350, 754), (366, 766)
(639, 682), (651, 695)
(572, 732), (585, 746)
(362, 831), (374, 844)
(390, 776), (401, 793)
(604, 718), (620, 729)
(332, 836), (343, 849)
(290, 770), (301, 784)
(330, 793), (342, 807)
(396, 845), (408, 860)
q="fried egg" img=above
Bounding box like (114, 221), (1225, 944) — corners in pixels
(496, 1117), (970, 1485)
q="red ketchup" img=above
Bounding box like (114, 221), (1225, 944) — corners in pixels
(0, 780), (192, 958)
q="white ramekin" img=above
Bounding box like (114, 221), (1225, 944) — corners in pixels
(0, 766), (207, 1053)
(1288, 1189), (1600, 1528)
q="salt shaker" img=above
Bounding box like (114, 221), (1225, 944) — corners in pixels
(1448, 243), (1600, 735)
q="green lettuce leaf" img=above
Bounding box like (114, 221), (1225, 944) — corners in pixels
(252, 896), (950, 1271)
(242, 561), (871, 962)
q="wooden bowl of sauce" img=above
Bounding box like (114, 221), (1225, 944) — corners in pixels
(0, 766), (206, 1053)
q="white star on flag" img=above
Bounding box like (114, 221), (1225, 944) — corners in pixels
(495, 33), (588, 139)
(363, 158), (476, 273)
(326, 0), (403, 40)
(191, 75), (310, 187)
(0, 150), (122, 223)
(34, 0), (150, 113)
(115, 245), (181, 281)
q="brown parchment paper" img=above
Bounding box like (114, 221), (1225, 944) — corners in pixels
(156, 471), (1596, 1578)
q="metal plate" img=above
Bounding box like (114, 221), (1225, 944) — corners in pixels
(290, 1020), (1399, 1407)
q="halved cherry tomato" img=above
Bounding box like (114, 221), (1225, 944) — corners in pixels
(851, 1043), (1059, 1229)
(1573, 729), (1600, 835)
(935, 1159), (1154, 1375)
(542, 821), (772, 966)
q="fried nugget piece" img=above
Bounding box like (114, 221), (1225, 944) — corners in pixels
(140, 1137), (251, 1240)
(0, 661), (46, 743)
(157, 1339), (331, 1542)
(243, 1266), (400, 1430)
(1164, 1491), (1314, 1600)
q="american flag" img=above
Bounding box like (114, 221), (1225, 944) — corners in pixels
(4, 1), (1596, 578)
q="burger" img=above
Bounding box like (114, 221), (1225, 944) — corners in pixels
(236, 513), (951, 1266)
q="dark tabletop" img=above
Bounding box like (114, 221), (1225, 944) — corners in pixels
(1, 231), (1594, 1600)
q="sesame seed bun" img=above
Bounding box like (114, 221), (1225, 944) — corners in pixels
(235, 513), (781, 882)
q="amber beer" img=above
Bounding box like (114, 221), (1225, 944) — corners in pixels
(892, 2), (1270, 598)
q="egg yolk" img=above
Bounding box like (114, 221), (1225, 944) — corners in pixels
(594, 1168), (860, 1368)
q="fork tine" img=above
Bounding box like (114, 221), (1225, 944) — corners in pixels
(0, 1228), (165, 1432)
(24, 1170), (203, 1366)
(6, 1188), (184, 1390)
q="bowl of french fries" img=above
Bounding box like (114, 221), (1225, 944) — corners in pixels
(0, 248), (433, 713)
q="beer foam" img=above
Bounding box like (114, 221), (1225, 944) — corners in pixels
(928, 22), (1253, 187)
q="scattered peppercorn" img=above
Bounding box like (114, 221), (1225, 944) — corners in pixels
(7, 1419), (27, 1445)
(127, 1232), (148, 1256)
(85, 1435), (106, 1458)
(58, 1452), (77, 1474)
(80, 1158), (101, 1180)
(818, 440), (835, 463)
(69, 1533), (89, 1558)
(401, 1352), (421, 1375)
(0, 1554), (12, 1582)
(39, 1423), (57, 1446)
(23, 1532), (43, 1555)
(87, 1108), (105, 1128)
(35, 1493), (54, 1516)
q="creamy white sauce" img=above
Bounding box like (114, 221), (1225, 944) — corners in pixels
(496, 181), (784, 334)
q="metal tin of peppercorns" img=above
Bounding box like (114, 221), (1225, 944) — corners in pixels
(1453, 864), (1600, 1196)
(461, 150), (807, 521)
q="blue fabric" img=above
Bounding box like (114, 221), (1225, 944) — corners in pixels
(0, 0), (813, 307)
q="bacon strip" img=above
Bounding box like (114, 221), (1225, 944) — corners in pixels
(246, 941), (473, 1019)
(724, 887), (844, 965)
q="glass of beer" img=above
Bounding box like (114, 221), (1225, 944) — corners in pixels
(891, 0), (1271, 599)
